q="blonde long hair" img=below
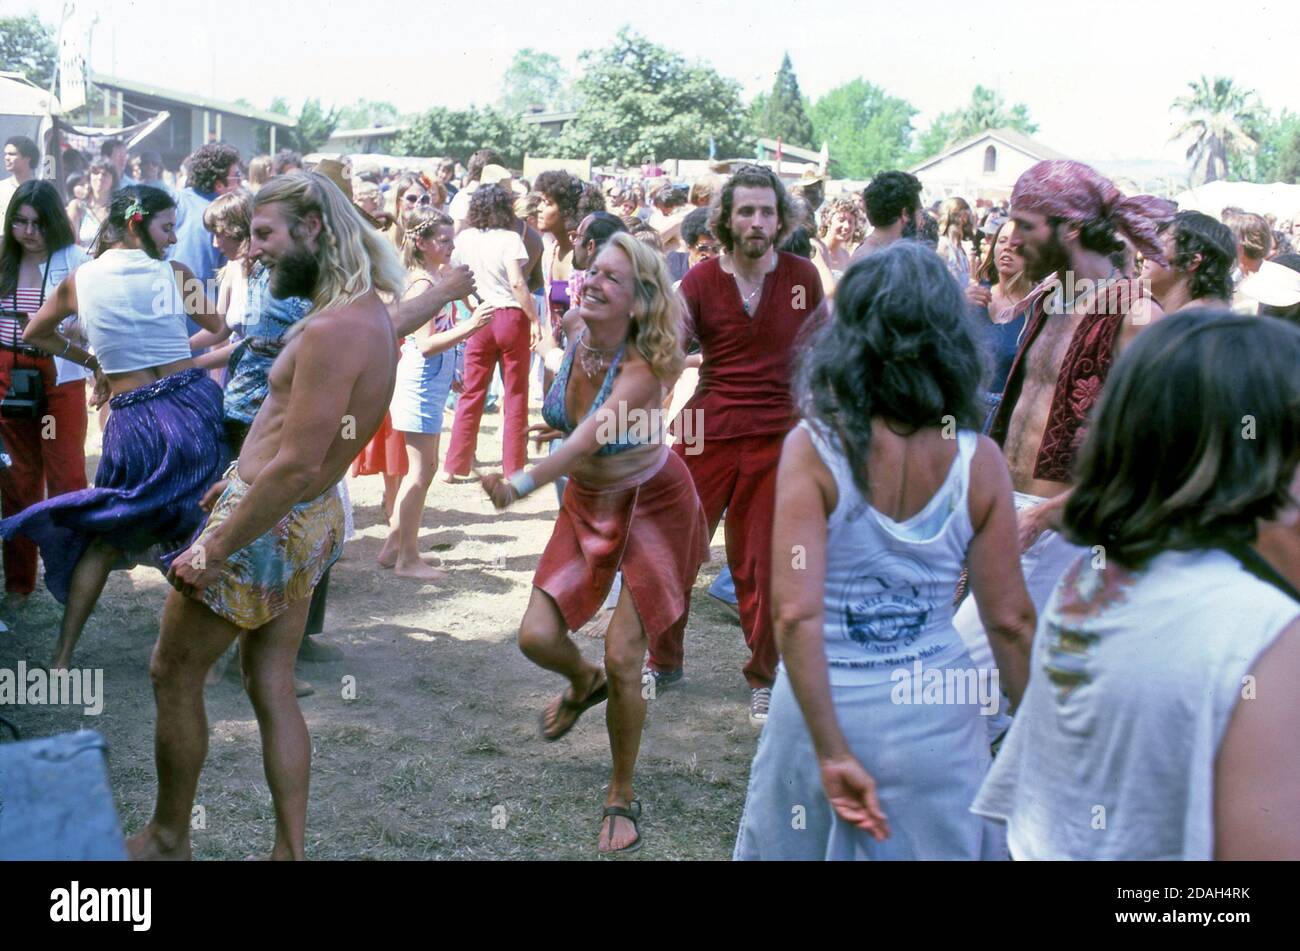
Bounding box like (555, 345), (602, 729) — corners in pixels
(254, 171), (405, 331)
(605, 232), (686, 383)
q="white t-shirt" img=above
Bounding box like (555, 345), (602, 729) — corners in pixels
(972, 548), (1299, 860)
(452, 228), (528, 309)
(448, 185), (475, 230)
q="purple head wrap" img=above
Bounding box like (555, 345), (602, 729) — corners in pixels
(1011, 160), (1176, 265)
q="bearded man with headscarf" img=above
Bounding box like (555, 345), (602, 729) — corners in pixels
(953, 160), (1174, 736)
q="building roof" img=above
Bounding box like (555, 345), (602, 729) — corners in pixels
(89, 72), (297, 127)
(910, 127), (1068, 173)
(519, 110), (578, 126)
(328, 125), (407, 141)
(756, 137), (825, 165)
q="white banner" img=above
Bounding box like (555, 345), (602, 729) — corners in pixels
(57, 1), (89, 113)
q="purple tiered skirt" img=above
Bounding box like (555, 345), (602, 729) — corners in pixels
(0, 368), (227, 603)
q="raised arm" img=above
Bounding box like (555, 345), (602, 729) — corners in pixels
(387, 264), (476, 339)
(772, 427), (888, 840)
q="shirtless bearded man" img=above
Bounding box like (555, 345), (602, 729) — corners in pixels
(954, 161), (1173, 706)
(128, 172), (406, 860)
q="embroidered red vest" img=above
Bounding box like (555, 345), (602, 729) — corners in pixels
(989, 278), (1145, 484)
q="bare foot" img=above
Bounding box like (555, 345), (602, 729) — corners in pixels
(127, 825), (192, 861)
(376, 541), (397, 569)
(393, 560), (447, 582)
(598, 799), (641, 853)
(49, 653), (72, 672)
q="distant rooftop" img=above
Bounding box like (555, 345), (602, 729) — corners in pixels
(90, 72), (297, 127)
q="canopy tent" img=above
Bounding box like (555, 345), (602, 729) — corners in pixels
(1172, 180), (1300, 221)
(0, 72), (60, 177)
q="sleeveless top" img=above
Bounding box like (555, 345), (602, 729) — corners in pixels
(74, 248), (193, 373)
(973, 548), (1299, 859)
(77, 202), (104, 247)
(541, 331), (646, 456)
(801, 421), (979, 685)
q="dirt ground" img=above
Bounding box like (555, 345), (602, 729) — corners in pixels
(0, 405), (762, 860)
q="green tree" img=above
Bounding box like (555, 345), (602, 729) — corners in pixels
(497, 48), (574, 116)
(1172, 76), (1261, 184)
(396, 105), (544, 166)
(912, 85), (1038, 162)
(1237, 107), (1299, 183)
(758, 54), (814, 148)
(335, 99), (403, 131)
(257, 97), (339, 154)
(0, 13), (57, 91)
(557, 29), (751, 165)
(809, 79), (917, 179)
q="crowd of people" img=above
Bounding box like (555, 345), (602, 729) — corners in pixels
(1, 127), (1298, 861)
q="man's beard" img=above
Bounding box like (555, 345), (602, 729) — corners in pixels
(900, 211), (920, 240)
(1023, 228), (1069, 283)
(738, 232), (774, 259)
(269, 242), (321, 300)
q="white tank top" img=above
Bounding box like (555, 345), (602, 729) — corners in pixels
(972, 548), (1299, 859)
(74, 248), (194, 373)
(801, 421), (978, 686)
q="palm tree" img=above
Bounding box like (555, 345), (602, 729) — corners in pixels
(1172, 76), (1261, 184)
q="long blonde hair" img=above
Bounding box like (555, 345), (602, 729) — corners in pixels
(254, 171), (405, 331)
(605, 232), (685, 383)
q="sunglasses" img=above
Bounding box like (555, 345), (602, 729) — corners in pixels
(404, 193), (433, 205)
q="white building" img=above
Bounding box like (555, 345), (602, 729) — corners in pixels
(910, 127), (1069, 205)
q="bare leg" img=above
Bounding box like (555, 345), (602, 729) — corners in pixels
(239, 597), (313, 860)
(387, 432), (446, 581)
(51, 538), (122, 669)
(600, 583), (647, 852)
(517, 586), (604, 736)
(128, 591), (241, 860)
(381, 473), (400, 522)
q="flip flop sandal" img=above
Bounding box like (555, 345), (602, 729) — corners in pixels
(600, 799), (642, 855)
(539, 674), (608, 742)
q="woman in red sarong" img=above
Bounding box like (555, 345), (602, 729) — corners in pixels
(482, 233), (709, 855)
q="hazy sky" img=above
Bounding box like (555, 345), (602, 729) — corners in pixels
(9, 0), (1297, 166)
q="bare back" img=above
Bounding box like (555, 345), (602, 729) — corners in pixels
(238, 290), (398, 500)
(863, 422), (962, 521)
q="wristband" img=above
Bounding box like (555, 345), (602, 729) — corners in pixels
(508, 470), (536, 500)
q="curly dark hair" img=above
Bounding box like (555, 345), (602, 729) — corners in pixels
(272, 149), (302, 176)
(95, 184), (176, 259)
(1050, 215), (1125, 258)
(709, 164), (794, 253)
(794, 240), (985, 500)
(1064, 309), (1300, 569)
(1159, 211), (1236, 304)
(466, 183), (516, 231)
(576, 181), (606, 219)
(681, 206), (712, 248)
(187, 143), (242, 193)
(863, 171), (922, 228)
(533, 170), (585, 231)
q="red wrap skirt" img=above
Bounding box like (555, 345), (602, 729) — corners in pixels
(534, 450), (710, 637)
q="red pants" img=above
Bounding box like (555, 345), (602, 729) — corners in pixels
(443, 307), (531, 476)
(0, 352), (89, 595)
(647, 433), (784, 688)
